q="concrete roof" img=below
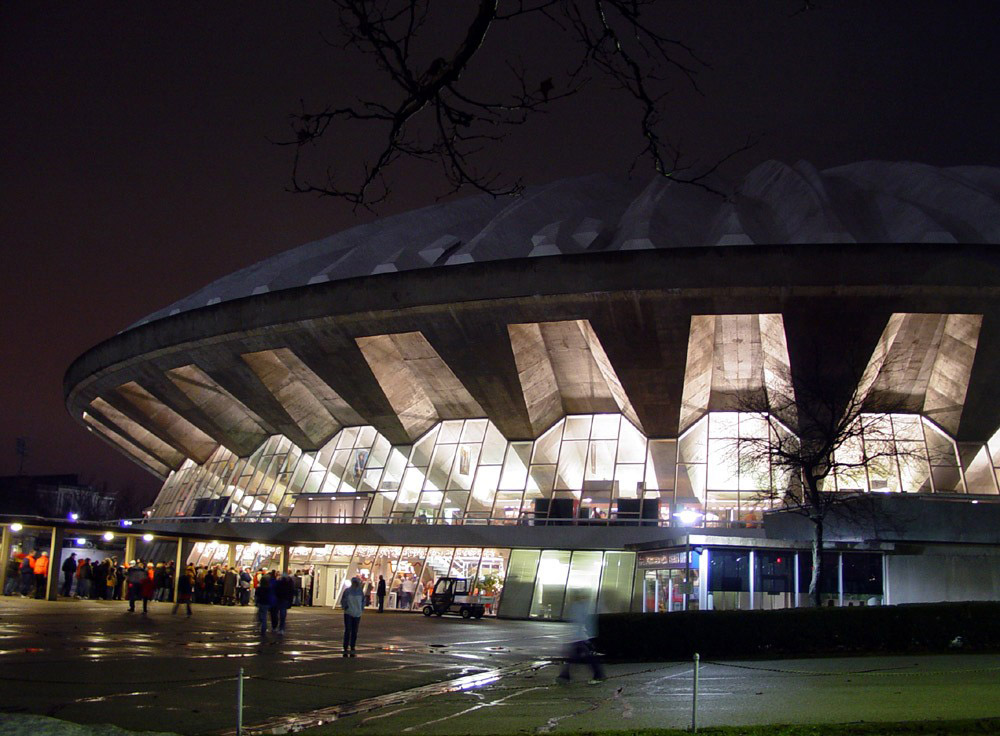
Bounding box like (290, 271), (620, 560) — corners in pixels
(135, 160), (1000, 327)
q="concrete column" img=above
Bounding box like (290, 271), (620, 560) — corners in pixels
(125, 535), (137, 564)
(173, 537), (185, 602)
(46, 527), (64, 601)
(0, 526), (11, 594)
(279, 545), (290, 574)
(226, 543), (236, 569)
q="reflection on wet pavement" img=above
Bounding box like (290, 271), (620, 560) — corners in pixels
(0, 598), (567, 735)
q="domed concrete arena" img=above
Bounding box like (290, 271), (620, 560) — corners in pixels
(65, 160), (1000, 616)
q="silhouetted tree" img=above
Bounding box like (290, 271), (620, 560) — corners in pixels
(276, 1), (814, 207)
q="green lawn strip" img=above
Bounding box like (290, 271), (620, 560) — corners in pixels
(493, 721), (1000, 736)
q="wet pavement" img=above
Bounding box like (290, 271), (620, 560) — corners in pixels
(299, 653), (1000, 735)
(0, 597), (565, 735)
(2, 598), (999, 735)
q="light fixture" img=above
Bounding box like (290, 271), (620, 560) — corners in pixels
(10, 523), (23, 533)
(121, 519), (133, 527)
(142, 533), (154, 542)
(69, 512), (79, 521)
(674, 509), (703, 526)
(102, 531), (115, 541)
(76, 538), (86, 546)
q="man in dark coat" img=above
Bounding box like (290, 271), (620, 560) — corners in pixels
(376, 575), (386, 613)
(61, 553), (77, 597)
(273, 572), (295, 634)
(223, 566), (238, 606)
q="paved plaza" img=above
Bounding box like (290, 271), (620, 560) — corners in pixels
(1, 598), (999, 735)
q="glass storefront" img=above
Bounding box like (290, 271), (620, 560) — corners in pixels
(639, 547), (883, 612)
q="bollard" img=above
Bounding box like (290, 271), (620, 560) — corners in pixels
(237, 667), (244, 736)
(691, 653), (700, 733)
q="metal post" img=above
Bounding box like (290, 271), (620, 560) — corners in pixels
(236, 667), (244, 736)
(691, 652), (700, 732)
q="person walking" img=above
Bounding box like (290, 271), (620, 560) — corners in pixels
(94, 558), (109, 600)
(274, 571), (294, 633)
(340, 576), (365, 655)
(222, 566), (238, 606)
(126, 561), (146, 611)
(556, 592), (605, 684)
(254, 574), (276, 638)
(376, 575), (386, 612)
(33, 551), (49, 599)
(19, 551), (35, 597)
(61, 552), (77, 597)
(140, 563), (155, 613)
(4, 555), (20, 596)
(172, 564), (195, 616)
(238, 567), (252, 606)
(78, 558), (93, 599)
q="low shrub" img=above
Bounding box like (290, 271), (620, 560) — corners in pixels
(594, 601), (1000, 660)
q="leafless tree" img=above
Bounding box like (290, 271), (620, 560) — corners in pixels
(733, 352), (919, 607)
(277, 1), (781, 208)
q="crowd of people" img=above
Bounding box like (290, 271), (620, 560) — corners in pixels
(3, 549), (316, 614)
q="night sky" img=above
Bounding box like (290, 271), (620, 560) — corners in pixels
(2, 2), (998, 504)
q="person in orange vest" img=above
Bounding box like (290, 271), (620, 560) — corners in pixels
(32, 551), (49, 599)
(19, 551), (35, 596)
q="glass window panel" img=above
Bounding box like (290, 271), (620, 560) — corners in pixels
(447, 443), (481, 490)
(645, 440), (677, 491)
(531, 423), (563, 465)
(409, 427), (439, 467)
(565, 550), (603, 615)
(441, 491), (469, 524)
(339, 448), (371, 492)
(740, 413), (769, 439)
(438, 420), (464, 444)
(368, 435), (391, 469)
(468, 465), (500, 516)
(617, 420), (646, 464)
(359, 467), (383, 494)
(302, 469), (326, 495)
(931, 465), (965, 493)
(337, 427), (360, 449)
(328, 449), (352, 485)
(449, 548), (483, 581)
(555, 440), (587, 490)
(866, 455), (900, 492)
(598, 551), (635, 614)
(416, 547), (455, 607)
(739, 443), (771, 492)
(898, 450), (932, 493)
(493, 490), (524, 523)
(709, 412), (739, 439)
(615, 464), (645, 498)
(399, 467), (424, 498)
(842, 553), (883, 600)
(481, 422), (508, 465)
(425, 444), (458, 490)
(924, 421), (959, 466)
(316, 435), (339, 467)
(460, 418), (488, 444)
(392, 547), (427, 610)
(679, 418), (708, 463)
(529, 550), (572, 619)
(498, 549), (538, 618)
(499, 442), (531, 490)
(865, 414), (894, 440)
(379, 447), (409, 490)
(415, 491), (443, 522)
(368, 492), (395, 521)
(676, 463), (706, 502)
(591, 414), (620, 440)
(707, 438), (739, 491)
(355, 426), (376, 448)
(564, 415), (592, 440)
(585, 440), (616, 481)
(527, 465), (556, 495)
(964, 447), (999, 494)
(286, 453), (315, 495)
(891, 415), (923, 441)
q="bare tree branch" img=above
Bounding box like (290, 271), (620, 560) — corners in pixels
(280, 0), (768, 208)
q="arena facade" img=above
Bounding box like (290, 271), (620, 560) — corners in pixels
(55, 160), (1000, 616)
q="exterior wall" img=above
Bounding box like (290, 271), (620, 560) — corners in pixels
(886, 548), (1000, 604)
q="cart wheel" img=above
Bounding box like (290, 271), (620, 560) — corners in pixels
(435, 611), (443, 617)
(422, 605), (434, 617)
(474, 610), (484, 619)
(460, 607), (472, 619)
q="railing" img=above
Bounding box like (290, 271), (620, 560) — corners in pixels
(130, 512), (765, 530)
